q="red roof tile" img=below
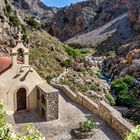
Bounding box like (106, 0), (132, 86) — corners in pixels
(0, 57), (12, 74)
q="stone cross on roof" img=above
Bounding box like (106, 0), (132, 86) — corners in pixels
(17, 31), (23, 41)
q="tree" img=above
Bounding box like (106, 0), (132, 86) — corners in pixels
(111, 75), (135, 107)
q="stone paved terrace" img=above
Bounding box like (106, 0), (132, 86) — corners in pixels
(7, 92), (122, 140)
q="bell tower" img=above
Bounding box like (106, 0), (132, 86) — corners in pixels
(11, 32), (29, 66)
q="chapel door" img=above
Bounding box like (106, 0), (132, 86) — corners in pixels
(17, 88), (27, 111)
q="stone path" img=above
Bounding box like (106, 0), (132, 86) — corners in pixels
(8, 92), (122, 140)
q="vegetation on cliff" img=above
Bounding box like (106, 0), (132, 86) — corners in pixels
(29, 31), (69, 81)
(111, 76), (134, 107)
(125, 125), (140, 140)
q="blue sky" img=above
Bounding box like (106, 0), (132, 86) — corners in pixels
(42, 0), (82, 7)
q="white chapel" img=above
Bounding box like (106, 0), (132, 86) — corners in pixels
(0, 33), (59, 121)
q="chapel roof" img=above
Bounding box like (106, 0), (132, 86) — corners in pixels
(0, 57), (12, 74)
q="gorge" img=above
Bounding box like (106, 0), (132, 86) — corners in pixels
(0, 0), (140, 139)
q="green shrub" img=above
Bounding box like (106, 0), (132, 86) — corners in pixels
(22, 33), (29, 42)
(107, 51), (116, 57)
(112, 81), (128, 93)
(119, 90), (128, 95)
(3, 4), (12, 17)
(60, 60), (69, 67)
(112, 76), (134, 89)
(125, 125), (140, 140)
(79, 119), (96, 132)
(65, 46), (82, 58)
(123, 75), (134, 87)
(111, 76), (135, 107)
(45, 75), (53, 83)
(106, 94), (116, 106)
(9, 15), (20, 27)
(61, 79), (70, 85)
(80, 49), (89, 54)
(21, 25), (27, 33)
(26, 18), (40, 29)
(21, 26), (29, 42)
(119, 94), (134, 108)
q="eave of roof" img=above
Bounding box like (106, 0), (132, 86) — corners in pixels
(0, 57), (12, 74)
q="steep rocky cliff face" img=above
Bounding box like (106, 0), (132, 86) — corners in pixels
(46, 0), (128, 41)
(128, 0), (140, 33)
(102, 0), (140, 81)
(45, 0), (99, 41)
(1, 0), (139, 42)
(11, 0), (57, 19)
(90, 0), (128, 29)
(3, 0), (139, 42)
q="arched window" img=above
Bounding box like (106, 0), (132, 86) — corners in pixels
(17, 48), (24, 64)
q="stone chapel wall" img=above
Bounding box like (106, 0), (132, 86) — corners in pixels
(36, 86), (59, 121)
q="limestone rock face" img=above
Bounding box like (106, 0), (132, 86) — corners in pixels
(128, 59), (140, 78)
(46, 0), (128, 41)
(12, 0), (48, 14)
(128, 0), (140, 33)
(126, 49), (140, 64)
(46, 0), (99, 41)
(11, 0), (57, 19)
(1, 0), (139, 43)
(104, 36), (140, 79)
(2, 0), (139, 43)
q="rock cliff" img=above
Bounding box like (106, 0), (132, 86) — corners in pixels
(128, 0), (140, 33)
(11, 0), (58, 21)
(3, 0), (139, 42)
(46, 0), (128, 41)
(45, 0), (99, 41)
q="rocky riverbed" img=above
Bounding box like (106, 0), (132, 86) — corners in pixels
(102, 49), (140, 124)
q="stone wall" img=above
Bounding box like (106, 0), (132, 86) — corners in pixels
(98, 101), (133, 138)
(76, 92), (98, 115)
(37, 84), (59, 121)
(45, 92), (59, 121)
(61, 85), (77, 101)
(50, 82), (134, 139)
